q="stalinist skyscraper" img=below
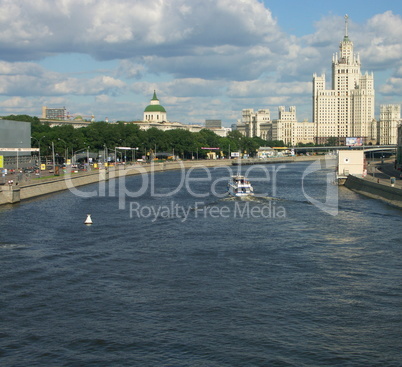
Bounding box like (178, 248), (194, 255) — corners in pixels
(313, 15), (376, 145)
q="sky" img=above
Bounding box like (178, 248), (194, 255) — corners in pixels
(0, 0), (402, 127)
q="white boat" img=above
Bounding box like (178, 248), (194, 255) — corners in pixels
(228, 175), (254, 197)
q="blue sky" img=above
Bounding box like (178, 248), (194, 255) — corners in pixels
(0, 0), (401, 127)
(266, 0), (396, 34)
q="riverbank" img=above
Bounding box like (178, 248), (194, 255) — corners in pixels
(0, 156), (324, 206)
(345, 160), (402, 209)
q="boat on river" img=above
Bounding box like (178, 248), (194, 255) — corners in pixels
(228, 175), (254, 197)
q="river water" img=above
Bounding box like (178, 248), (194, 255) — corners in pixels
(0, 160), (401, 366)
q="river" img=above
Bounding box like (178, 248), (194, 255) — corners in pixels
(0, 160), (401, 366)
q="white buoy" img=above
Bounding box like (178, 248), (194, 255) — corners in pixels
(84, 214), (93, 225)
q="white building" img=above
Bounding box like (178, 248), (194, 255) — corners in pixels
(337, 150), (365, 178)
(313, 15), (375, 145)
(130, 120), (203, 133)
(295, 119), (316, 145)
(237, 106), (315, 146)
(238, 109), (271, 138)
(42, 106), (67, 120)
(143, 91), (167, 123)
(271, 106), (296, 145)
(378, 105), (401, 145)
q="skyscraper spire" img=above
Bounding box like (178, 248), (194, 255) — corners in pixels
(344, 14), (349, 41)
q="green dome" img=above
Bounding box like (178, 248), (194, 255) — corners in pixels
(144, 104), (166, 113)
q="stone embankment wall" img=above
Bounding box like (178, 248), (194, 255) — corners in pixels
(345, 175), (402, 208)
(0, 171), (103, 205)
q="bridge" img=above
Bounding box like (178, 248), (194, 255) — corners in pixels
(293, 145), (397, 157)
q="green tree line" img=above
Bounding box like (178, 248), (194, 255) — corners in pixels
(3, 115), (285, 161)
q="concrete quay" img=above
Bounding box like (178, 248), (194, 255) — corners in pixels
(345, 161), (402, 209)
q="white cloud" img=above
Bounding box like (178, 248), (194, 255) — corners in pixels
(0, 1), (401, 123)
(0, 96), (27, 108)
(380, 77), (402, 95)
(117, 60), (146, 79)
(0, 0), (280, 59)
(0, 61), (47, 76)
(52, 75), (126, 95)
(95, 94), (111, 104)
(0, 60), (126, 96)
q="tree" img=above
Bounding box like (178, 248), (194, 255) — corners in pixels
(198, 129), (221, 148)
(241, 137), (260, 157)
(165, 129), (197, 159)
(266, 140), (285, 147)
(296, 142), (315, 147)
(219, 137), (233, 157)
(2, 114), (40, 123)
(227, 130), (243, 142)
(142, 128), (168, 158)
(326, 137), (338, 146)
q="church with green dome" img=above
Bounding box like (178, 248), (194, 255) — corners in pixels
(143, 90), (167, 123)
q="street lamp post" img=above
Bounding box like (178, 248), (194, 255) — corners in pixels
(370, 151), (375, 178)
(31, 136), (46, 172)
(87, 146), (90, 171)
(52, 141), (56, 173)
(13, 140), (25, 171)
(16, 149), (18, 171)
(142, 143), (147, 161)
(58, 138), (67, 165)
(38, 136), (45, 171)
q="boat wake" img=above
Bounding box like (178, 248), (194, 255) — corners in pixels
(0, 243), (28, 249)
(224, 194), (316, 207)
(222, 195), (282, 202)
